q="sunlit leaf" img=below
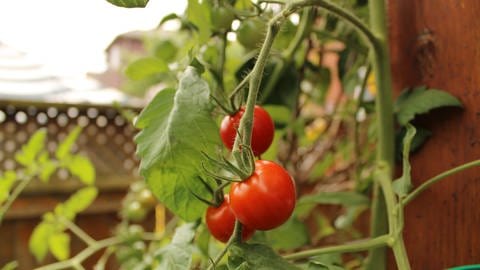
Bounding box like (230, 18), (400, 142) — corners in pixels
(56, 126), (82, 160)
(15, 129), (47, 167)
(29, 222), (54, 262)
(66, 154), (95, 185)
(0, 171), (16, 204)
(135, 67), (220, 221)
(59, 187), (98, 220)
(48, 232), (70, 261)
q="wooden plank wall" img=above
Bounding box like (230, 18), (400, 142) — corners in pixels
(388, 1), (480, 269)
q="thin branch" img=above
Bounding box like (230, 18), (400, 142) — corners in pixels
(284, 235), (390, 261)
(402, 159), (480, 206)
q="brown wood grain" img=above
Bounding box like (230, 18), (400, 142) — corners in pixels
(388, 1), (480, 269)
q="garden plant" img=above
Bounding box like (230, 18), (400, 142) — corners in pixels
(1, 0), (477, 269)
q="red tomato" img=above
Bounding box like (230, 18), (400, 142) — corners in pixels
(229, 160), (296, 230)
(219, 105), (274, 156)
(205, 195), (255, 243)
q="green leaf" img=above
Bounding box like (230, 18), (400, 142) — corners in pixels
(125, 57), (169, 81)
(48, 232), (70, 261)
(106, 0), (148, 8)
(395, 86), (463, 125)
(0, 171), (16, 204)
(56, 126), (82, 160)
(135, 67), (220, 221)
(39, 161), (57, 183)
(187, 0), (212, 43)
(154, 223), (196, 270)
(29, 222), (55, 262)
(15, 129), (47, 167)
(60, 187), (98, 220)
(296, 192), (369, 217)
(228, 243), (301, 270)
(392, 124), (416, 196)
(265, 216), (309, 250)
(66, 154), (95, 185)
(1, 261), (18, 270)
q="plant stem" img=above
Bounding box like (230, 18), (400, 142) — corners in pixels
(402, 159), (480, 205)
(232, 11), (281, 164)
(34, 237), (123, 270)
(260, 7), (314, 103)
(375, 163), (411, 269)
(207, 220), (243, 270)
(365, 0), (394, 268)
(60, 217), (96, 246)
(391, 235), (411, 270)
(284, 235), (390, 261)
(0, 174), (33, 226)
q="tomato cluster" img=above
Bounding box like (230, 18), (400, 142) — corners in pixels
(205, 105), (296, 242)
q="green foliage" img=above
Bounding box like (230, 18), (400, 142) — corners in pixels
(0, 171), (16, 204)
(187, 0), (212, 43)
(392, 124), (416, 197)
(0, 261), (18, 270)
(125, 57), (169, 81)
(296, 192), (369, 217)
(106, 0), (149, 8)
(65, 155), (95, 185)
(15, 129), (47, 167)
(228, 243), (301, 270)
(135, 67), (220, 221)
(29, 222), (55, 262)
(29, 187), (97, 261)
(48, 232), (70, 261)
(56, 127), (81, 160)
(395, 86), (463, 125)
(154, 223), (196, 269)
(265, 216), (310, 250)
(57, 187), (98, 220)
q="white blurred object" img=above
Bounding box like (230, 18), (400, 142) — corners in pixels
(0, 42), (143, 107)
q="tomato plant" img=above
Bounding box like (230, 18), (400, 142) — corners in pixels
(3, 0), (476, 269)
(229, 160), (296, 230)
(205, 195), (255, 243)
(220, 105), (274, 156)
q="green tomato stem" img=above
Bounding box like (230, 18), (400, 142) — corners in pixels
(402, 159), (480, 206)
(260, 8), (315, 103)
(207, 220), (243, 270)
(33, 237), (123, 270)
(283, 234), (391, 261)
(60, 217), (97, 247)
(0, 174), (34, 226)
(365, 0), (395, 268)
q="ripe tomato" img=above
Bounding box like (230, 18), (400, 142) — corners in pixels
(229, 160), (296, 230)
(205, 195), (255, 243)
(220, 105), (274, 156)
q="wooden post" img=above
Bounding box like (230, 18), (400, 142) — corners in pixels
(388, 1), (480, 269)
